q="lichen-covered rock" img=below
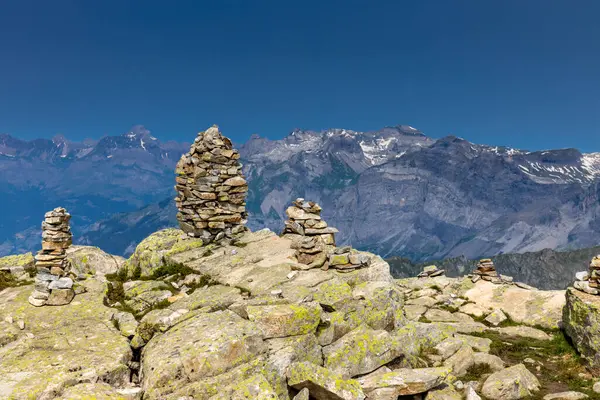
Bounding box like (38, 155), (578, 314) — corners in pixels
(464, 280), (564, 329)
(287, 361), (365, 400)
(141, 310), (266, 399)
(120, 228), (204, 279)
(209, 374), (279, 400)
(0, 280), (132, 399)
(111, 311), (138, 338)
(563, 287), (600, 367)
(60, 382), (139, 399)
(267, 333), (324, 377)
(491, 325), (552, 341)
(169, 284), (243, 312)
(481, 364), (540, 400)
(444, 345), (475, 377)
(357, 367), (450, 397)
(323, 325), (400, 378)
(247, 302), (321, 338)
(0, 253), (34, 287)
(67, 245), (124, 277)
(425, 384), (463, 400)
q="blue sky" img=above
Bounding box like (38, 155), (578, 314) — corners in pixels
(0, 0), (599, 151)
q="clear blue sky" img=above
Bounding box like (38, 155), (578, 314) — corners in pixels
(0, 0), (599, 151)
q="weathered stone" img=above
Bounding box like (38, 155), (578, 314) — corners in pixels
(491, 326), (552, 341)
(425, 384), (463, 400)
(481, 364), (540, 400)
(45, 288), (75, 306)
(357, 367), (449, 397)
(247, 302), (321, 338)
(323, 325), (400, 378)
(484, 308), (507, 326)
(48, 277), (74, 290)
(141, 310), (266, 399)
(543, 392), (589, 400)
(209, 374), (278, 399)
(472, 352), (505, 372)
(444, 345), (474, 377)
(287, 361), (365, 400)
(293, 388), (310, 400)
(563, 287), (600, 367)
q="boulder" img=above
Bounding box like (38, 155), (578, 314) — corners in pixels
(287, 361), (365, 400)
(67, 246), (124, 277)
(247, 302), (321, 338)
(141, 310), (266, 399)
(464, 280), (564, 329)
(323, 325), (400, 378)
(484, 309), (507, 326)
(563, 287), (600, 367)
(444, 345), (475, 377)
(209, 374), (279, 400)
(425, 384), (463, 400)
(481, 364), (540, 400)
(293, 388), (310, 400)
(120, 228), (204, 279)
(357, 367), (449, 397)
(472, 352), (505, 372)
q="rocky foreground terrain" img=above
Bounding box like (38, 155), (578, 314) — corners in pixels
(2, 228), (600, 399)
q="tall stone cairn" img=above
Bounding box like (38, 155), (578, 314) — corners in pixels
(472, 258), (500, 283)
(175, 125), (248, 242)
(28, 207), (75, 307)
(572, 255), (600, 295)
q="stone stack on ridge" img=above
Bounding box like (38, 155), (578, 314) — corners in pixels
(472, 258), (500, 283)
(418, 265), (445, 278)
(174, 125), (248, 243)
(283, 198), (338, 245)
(572, 255), (600, 295)
(328, 245), (371, 272)
(28, 207), (75, 307)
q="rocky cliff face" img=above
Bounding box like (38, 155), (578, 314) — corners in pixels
(5, 125), (600, 277)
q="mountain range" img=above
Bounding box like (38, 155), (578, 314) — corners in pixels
(3, 124), (600, 288)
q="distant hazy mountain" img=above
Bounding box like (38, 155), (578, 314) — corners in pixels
(4, 124), (600, 283)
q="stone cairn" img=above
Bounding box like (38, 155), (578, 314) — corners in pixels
(471, 258), (500, 283)
(572, 256), (600, 295)
(28, 207), (75, 307)
(418, 265), (445, 278)
(174, 125), (248, 243)
(284, 198), (370, 271)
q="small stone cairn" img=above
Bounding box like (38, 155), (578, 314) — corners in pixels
(471, 258), (500, 283)
(28, 208), (75, 307)
(284, 198), (370, 271)
(174, 125), (248, 243)
(418, 265), (445, 278)
(572, 255), (600, 295)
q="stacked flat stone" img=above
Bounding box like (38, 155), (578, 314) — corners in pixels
(417, 265), (445, 278)
(572, 256), (600, 295)
(283, 198), (338, 245)
(293, 236), (328, 270)
(174, 125), (248, 243)
(28, 207), (75, 307)
(472, 258), (500, 282)
(328, 245), (371, 272)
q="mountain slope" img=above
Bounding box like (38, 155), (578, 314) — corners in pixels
(4, 123), (600, 286)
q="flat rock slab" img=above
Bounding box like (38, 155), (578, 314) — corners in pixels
(287, 361), (365, 400)
(141, 310), (266, 399)
(464, 280), (564, 329)
(358, 367), (449, 397)
(0, 281), (132, 400)
(247, 302), (321, 338)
